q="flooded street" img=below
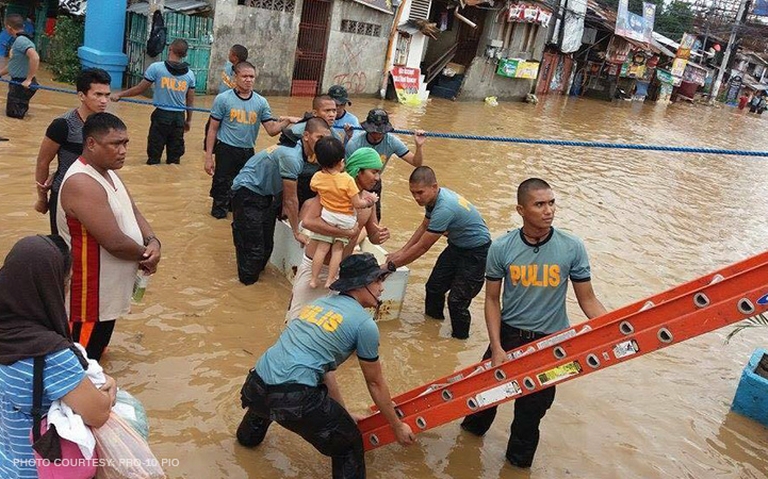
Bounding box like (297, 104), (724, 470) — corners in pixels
(2, 72), (768, 478)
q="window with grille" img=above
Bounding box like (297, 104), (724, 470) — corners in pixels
(340, 19), (382, 37)
(238, 0), (295, 14)
(408, 0), (431, 21)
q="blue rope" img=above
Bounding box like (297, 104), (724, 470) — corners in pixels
(4, 78), (767, 158)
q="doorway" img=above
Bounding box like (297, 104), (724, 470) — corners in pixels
(291, 0), (332, 96)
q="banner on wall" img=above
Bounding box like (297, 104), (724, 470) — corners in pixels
(616, 0), (655, 43)
(677, 33), (696, 60)
(496, 59), (540, 79)
(391, 66), (422, 105)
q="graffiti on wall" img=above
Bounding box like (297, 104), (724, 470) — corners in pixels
(332, 38), (368, 94)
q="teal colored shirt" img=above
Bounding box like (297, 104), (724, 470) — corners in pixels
(345, 132), (409, 173)
(144, 61), (196, 112)
(333, 111), (360, 130)
(288, 120), (342, 141)
(485, 227), (592, 334)
(210, 89), (273, 148)
(231, 143), (304, 196)
(256, 294), (380, 387)
(425, 188), (490, 249)
(7, 34), (34, 79)
(219, 61), (234, 92)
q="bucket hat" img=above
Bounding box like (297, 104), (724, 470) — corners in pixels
(329, 253), (389, 292)
(361, 109), (394, 134)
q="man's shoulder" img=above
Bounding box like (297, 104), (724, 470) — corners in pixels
(490, 229), (521, 249)
(552, 227), (585, 247)
(14, 35), (35, 48)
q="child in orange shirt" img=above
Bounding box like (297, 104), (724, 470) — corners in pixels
(308, 137), (377, 288)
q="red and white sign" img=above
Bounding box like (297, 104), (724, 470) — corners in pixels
(391, 66), (421, 104)
(507, 3), (552, 27)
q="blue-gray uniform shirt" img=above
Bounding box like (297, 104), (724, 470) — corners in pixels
(425, 187), (490, 249)
(333, 110), (360, 130)
(231, 143), (304, 196)
(219, 60), (234, 92)
(210, 89), (273, 148)
(7, 34), (34, 79)
(485, 227), (592, 334)
(256, 294), (380, 387)
(144, 61), (196, 112)
(345, 132), (409, 173)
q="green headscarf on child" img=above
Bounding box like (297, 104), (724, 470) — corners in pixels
(345, 147), (383, 179)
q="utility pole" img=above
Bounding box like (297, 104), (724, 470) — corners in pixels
(710, 0), (749, 102)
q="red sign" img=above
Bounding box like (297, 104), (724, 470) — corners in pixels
(391, 66), (421, 104)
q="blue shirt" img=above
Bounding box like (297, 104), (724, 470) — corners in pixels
(231, 143), (304, 196)
(7, 35), (34, 79)
(0, 31), (13, 57)
(288, 120), (342, 141)
(210, 89), (273, 148)
(425, 188), (490, 249)
(333, 110), (360, 130)
(219, 61), (234, 92)
(0, 349), (85, 479)
(144, 61), (196, 112)
(345, 132), (409, 173)
(485, 227), (592, 334)
(256, 294), (380, 387)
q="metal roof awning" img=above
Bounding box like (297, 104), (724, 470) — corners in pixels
(127, 0), (212, 15)
(742, 75), (768, 91)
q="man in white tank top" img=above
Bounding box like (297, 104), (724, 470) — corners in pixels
(57, 112), (162, 360)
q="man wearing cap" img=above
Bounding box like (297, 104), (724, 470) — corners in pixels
(237, 253), (415, 478)
(230, 117), (330, 284)
(327, 85), (360, 131)
(345, 108), (426, 220)
(287, 147), (389, 320)
(386, 166), (491, 340)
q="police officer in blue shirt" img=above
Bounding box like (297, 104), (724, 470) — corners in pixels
(204, 61), (297, 219)
(327, 85), (360, 130)
(237, 253), (415, 478)
(387, 166), (491, 339)
(460, 178), (607, 468)
(111, 39), (195, 165)
(230, 117), (330, 284)
(0, 14), (39, 119)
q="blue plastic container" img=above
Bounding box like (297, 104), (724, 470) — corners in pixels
(731, 348), (768, 427)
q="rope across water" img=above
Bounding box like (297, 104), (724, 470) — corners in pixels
(4, 78), (766, 158)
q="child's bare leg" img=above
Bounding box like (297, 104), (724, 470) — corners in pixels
(325, 240), (346, 288)
(310, 240), (332, 288)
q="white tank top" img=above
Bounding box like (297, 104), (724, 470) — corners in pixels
(57, 158), (143, 322)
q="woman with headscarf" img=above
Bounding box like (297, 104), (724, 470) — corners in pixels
(0, 235), (117, 478)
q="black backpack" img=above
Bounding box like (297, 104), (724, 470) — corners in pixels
(146, 10), (167, 58)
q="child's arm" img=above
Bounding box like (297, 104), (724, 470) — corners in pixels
(351, 190), (378, 209)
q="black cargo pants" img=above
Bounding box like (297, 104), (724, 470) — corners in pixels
(424, 241), (490, 339)
(460, 323), (556, 467)
(209, 141), (254, 218)
(238, 370), (366, 479)
(231, 187), (279, 284)
(147, 108), (185, 164)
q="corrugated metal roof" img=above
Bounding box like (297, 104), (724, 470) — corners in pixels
(127, 0), (211, 15)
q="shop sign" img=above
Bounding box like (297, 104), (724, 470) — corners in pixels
(496, 58), (540, 79)
(508, 3), (553, 27)
(391, 66), (422, 104)
(682, 64), (707, 86)
(677, 33), (696, 60)
(656, 68), (674, 84)
(670, 58), (688, 77)
(616, 0), (655, 43)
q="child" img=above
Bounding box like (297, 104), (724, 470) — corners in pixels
(307, 137), (377, 288)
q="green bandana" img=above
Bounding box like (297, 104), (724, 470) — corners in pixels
(345, 147), (383, 179)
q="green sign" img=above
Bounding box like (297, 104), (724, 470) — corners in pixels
(656, 69), (673, 84)
(497, 58), (519, 78)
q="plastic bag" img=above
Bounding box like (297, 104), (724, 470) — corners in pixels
(93, 413), (165, 479)
(112, 389), (149, 441)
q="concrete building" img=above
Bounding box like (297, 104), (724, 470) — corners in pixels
(209, 0), (396, 96)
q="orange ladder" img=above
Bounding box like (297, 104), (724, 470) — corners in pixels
(359, 251), (768, 451)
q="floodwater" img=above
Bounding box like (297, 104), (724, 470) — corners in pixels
(1, 71), (768, 479)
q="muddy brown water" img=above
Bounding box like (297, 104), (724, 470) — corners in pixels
(1, 72), (767, 478)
